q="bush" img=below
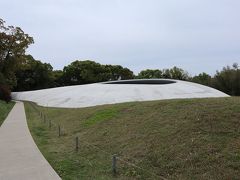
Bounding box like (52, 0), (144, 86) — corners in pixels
(0, 85), (12, 103)
(213, 64), (240, 96)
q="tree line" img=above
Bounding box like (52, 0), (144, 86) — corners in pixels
(137, 64), (240, 96)
(0, 18), (239, 102)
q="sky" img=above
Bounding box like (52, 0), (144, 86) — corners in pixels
(1, 0), (240, 75)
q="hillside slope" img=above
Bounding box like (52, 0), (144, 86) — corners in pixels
(25, 97), (240, 179)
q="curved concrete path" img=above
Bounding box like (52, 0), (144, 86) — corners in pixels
(0, 101), (61, 180)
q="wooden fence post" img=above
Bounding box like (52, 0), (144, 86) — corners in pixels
(112, 154), (117, 176)
(58, 125), (61, 137)
(75, 137), (79, 152)
(49, 119), (52, 129)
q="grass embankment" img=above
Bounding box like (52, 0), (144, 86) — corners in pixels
(25, 97), (240, 179)
(0, 100), (15, 126)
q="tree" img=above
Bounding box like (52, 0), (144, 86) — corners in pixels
(213, 63), (240, 96)
(61, 60), (134, 85)
(62, 60), (107, 85)
(0, 18), (34, 88)
(14, 55), (54, 91)
(137, 69), (163, 79)
(104, 65), (134, 80)
(192, 72), (212, 86)
(137, 67), (189, 80)
(52, 70), (64, 87)
(0, 85), (11, 103)
(162, 69), (171, 79)
(168, 66), (189, 80)
(118, 67), (134, 80)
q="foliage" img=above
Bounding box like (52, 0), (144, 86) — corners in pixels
(14, 59), (134, 90)
(0, 84), (11, 103)
(14, 60), (240, 97)
(14, 55), (54, 91)
(0, 18), (34, 88)
(62, 60), (134, 85)
(191, 63), (240, 96)
(103, 64), (134, 80)
(62, 60), (105, 85)
(213, 63), (240, 96)
(137, 69), (163, 79)
(0, 72), (6, 84)
(191, 72), (212, 86)
(137, 66), (190, 80)
(168, 66), (190, 80)
(52, 70), (64, 87)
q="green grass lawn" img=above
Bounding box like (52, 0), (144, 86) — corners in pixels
(0, 100), (15, 126)
(25, 97), (240, 179)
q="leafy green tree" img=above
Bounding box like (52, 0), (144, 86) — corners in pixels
(0, 72), (6, 84)
(0, 85), (11, 103)
(62, 60), (107, 85)
(137, 69), (163, 79)
(162, 69), (171, 79)
(118, 67), (134, 80)
(52, 70), (64, 87)
(14, 55), (54, 91)
(104, 65), (134, 80)
(0, 18), (34, 88)
(213, 63), (240, 96)
(192, 72), (212, 86)
(62, 60), (134, 85)
(168, 66), (189, 80)
(137, 67), (189, 80)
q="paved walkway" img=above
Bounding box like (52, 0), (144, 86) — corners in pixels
(0, 101), (61, 180)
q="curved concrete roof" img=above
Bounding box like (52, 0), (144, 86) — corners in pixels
(12, 79), (229, 108)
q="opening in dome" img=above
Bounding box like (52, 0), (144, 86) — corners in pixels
(103, 79), (176, 85)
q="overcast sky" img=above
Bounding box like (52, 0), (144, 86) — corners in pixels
(1, 0), (240, 75)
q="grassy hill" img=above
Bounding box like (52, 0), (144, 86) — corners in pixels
(0, 100), (15, 126)
(25, 97), (240, 179)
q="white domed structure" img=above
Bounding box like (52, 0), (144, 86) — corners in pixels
(12, 79), (229, 108)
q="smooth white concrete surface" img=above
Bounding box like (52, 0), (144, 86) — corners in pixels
(0, 102), (61, 180)
(12, 79), (229, 108)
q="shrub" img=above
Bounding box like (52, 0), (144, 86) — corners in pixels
(213, 64), (240, 96)
(0, 85), (12, 103)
